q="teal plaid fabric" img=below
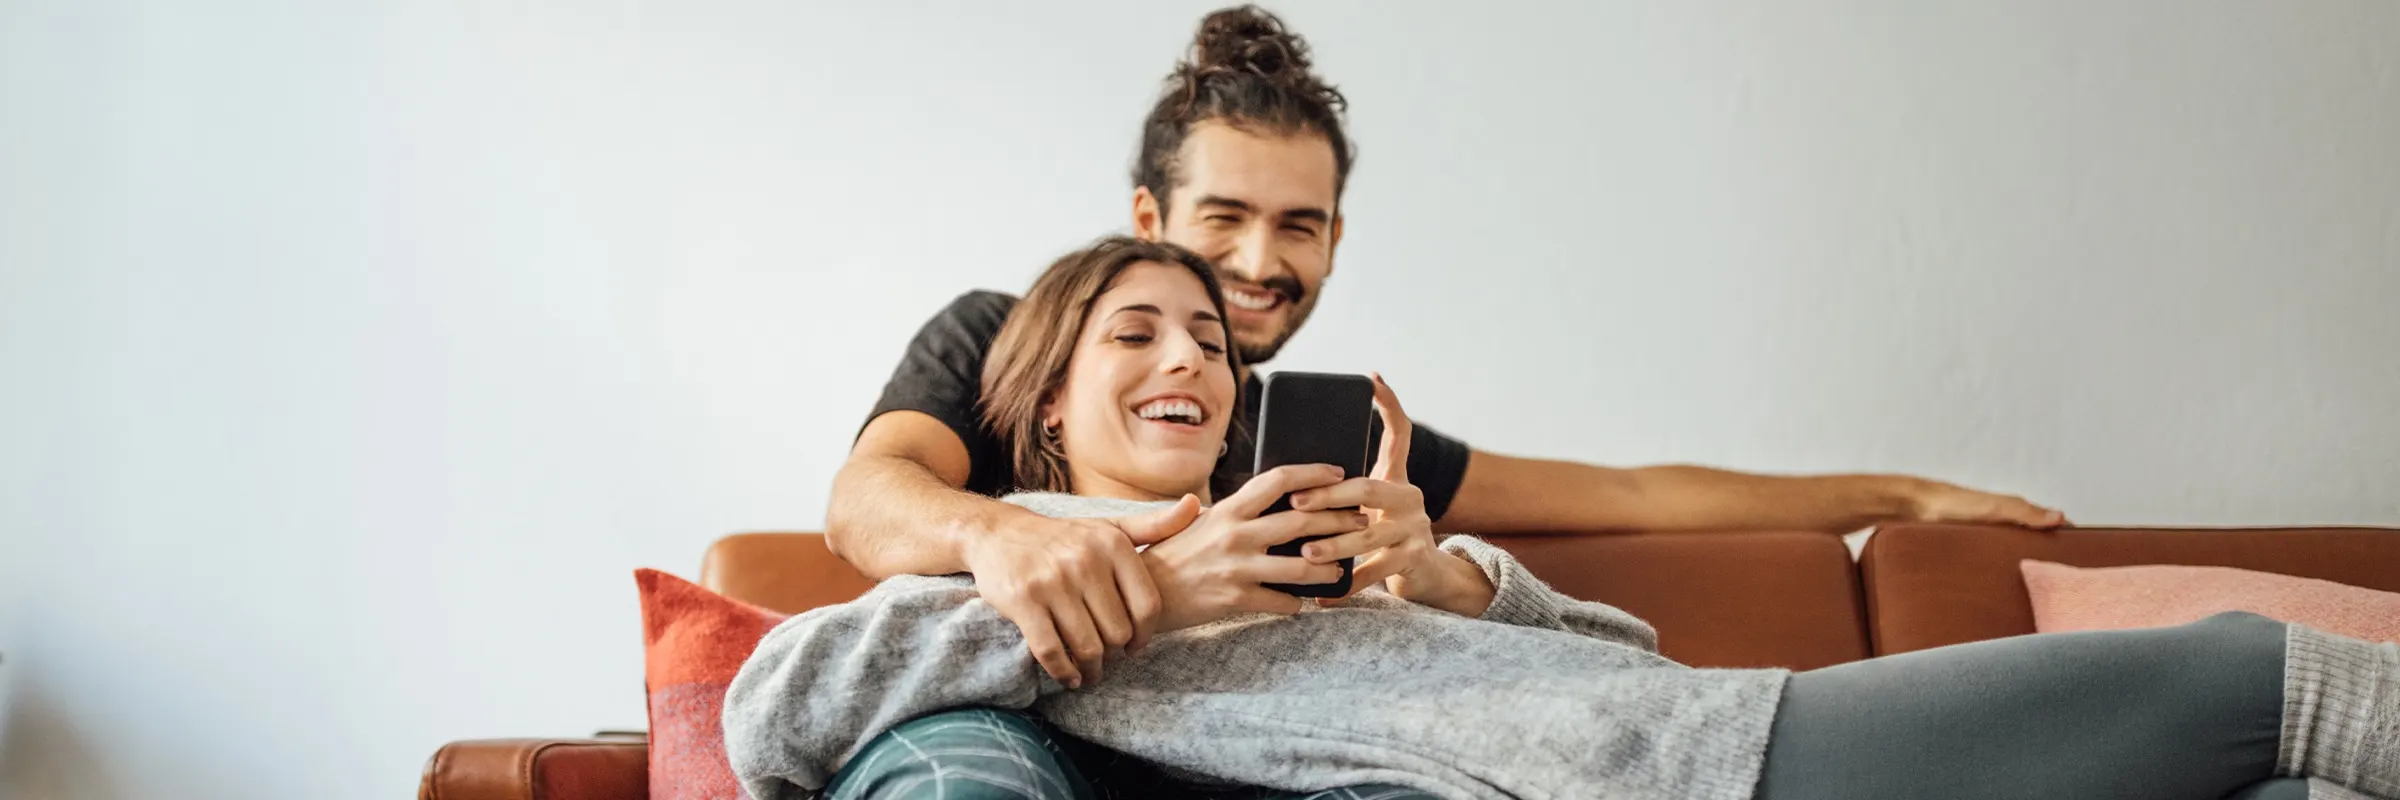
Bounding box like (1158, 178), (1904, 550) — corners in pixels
(824, 708), (1441, 800)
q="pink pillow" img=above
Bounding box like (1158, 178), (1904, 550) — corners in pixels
(2021, 559), (2400, 643)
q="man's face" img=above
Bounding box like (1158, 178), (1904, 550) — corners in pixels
(1136, 121), (1342, 365)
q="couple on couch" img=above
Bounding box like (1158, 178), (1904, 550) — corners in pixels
(725, 7), (2399, 800)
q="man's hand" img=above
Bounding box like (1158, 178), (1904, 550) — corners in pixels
(1288, 373), (1495, 615)
(960, 500), (1199, 689)
(1909, 481), (2070, 529)
(1141, 465), (1362, 634)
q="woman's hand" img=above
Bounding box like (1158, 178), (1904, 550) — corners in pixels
(1139, 464), (1364, 635)
(1288, 374), (1496, 616)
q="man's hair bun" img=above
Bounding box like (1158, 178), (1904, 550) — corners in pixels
(1185, 5), (1314, 85)
(1135, 5), (1355, 213)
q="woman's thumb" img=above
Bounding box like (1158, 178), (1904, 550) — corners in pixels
(1117, 494), (1201, 546)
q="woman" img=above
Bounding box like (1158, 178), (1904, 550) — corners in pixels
(725, 237), (2397, 800)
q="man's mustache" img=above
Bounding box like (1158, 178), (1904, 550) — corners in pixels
(1218, 271), (1307, 307)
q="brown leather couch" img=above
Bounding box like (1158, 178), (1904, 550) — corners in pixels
(420, 522), (2400, 800)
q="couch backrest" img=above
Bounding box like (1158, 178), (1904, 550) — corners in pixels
(1486, 531), (1870, 670)
(701, 530), (1871, 671)
(1860, 523), (2400, 656)
(701, 533), (879, 614)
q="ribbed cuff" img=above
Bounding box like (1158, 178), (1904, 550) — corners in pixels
(2278, 624), (2399, 797)
(1438, 535), (1563, 629)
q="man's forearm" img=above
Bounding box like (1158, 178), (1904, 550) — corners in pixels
(1440, 452), (1923, 535)
(1615, 464), (1921, 534)
(825, 455), (1042, 579)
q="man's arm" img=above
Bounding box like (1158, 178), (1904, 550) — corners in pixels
(1435, 450), (2065, 535)
(826, 410), (1199, 688)
(823, 410), (1034, 576)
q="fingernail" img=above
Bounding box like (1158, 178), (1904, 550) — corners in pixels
(1066, 677), (1081, 689)
(1302, 545), (1322, 561)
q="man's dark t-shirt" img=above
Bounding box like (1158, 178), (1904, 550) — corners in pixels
(866, 291), (1474, 521)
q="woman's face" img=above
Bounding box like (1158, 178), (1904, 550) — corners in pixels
(1049, 262), (1239, 501)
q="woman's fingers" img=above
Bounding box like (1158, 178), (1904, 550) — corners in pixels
(1245, 553), (1347, 587)
(1289, 477), (1425, 516)
(1345, 547), (1411, 596)
(1295, 519), (1414, 564)
(1233, 584), (1312, 616)
(1368, 372), (1412, 484)
(1220, 463), (1347, 520)
(1238, 508), (1370, 550)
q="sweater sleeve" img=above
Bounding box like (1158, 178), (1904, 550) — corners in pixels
(720, 575), (1063, 800)
(1438, 535), (1661, 654)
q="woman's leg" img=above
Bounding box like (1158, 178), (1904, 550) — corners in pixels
(827, 709), (1438, 800)
(2225, 778), (2314, 800)
(2227, 778), (2382, 800)
(1753, 611), (2291, 800)
(826, 707), (1154, 800)
(1206, 787), (1445, 800)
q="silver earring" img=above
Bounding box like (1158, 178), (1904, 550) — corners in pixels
(1219, 440), (1229, 457)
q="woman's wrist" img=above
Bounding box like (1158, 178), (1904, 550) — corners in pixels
(1138, 548), (1207, 634)
(1393, 551), (1496, 617)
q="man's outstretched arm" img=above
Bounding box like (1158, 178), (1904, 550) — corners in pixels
(1434, 450), (2065, 535)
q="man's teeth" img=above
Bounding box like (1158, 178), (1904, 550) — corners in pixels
(1135, 399), (1204, 424)
(1227, 290), (1277, 311)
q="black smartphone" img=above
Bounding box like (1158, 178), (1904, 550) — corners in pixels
(1251, 371), (1376, 598)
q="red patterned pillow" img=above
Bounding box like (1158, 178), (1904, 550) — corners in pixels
(637, 568), (791, 800)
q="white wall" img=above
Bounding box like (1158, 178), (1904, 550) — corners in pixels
(4, 1), (2395, 796)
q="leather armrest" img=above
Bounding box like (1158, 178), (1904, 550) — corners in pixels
(420, 736), (648, 800)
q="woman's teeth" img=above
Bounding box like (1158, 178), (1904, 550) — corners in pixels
(1226, 289), (1277, 311)
(1135, 398), (1204, 425)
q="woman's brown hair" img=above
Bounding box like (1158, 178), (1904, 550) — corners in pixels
(981, 236), (1240, 494)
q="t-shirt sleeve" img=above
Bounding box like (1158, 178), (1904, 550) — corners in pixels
(862, 290), (1019, 496)
(1407, 421), (1473, 523)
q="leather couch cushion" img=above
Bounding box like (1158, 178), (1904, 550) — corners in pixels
(1484, 531), (1868, 670)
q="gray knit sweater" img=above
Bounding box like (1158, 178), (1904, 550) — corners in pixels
(723, 494), (1790, 800)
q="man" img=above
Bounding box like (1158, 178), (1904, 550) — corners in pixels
(826, 5), (2065, 690)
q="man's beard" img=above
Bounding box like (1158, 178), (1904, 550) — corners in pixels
(1230, 272), (1316, 364)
